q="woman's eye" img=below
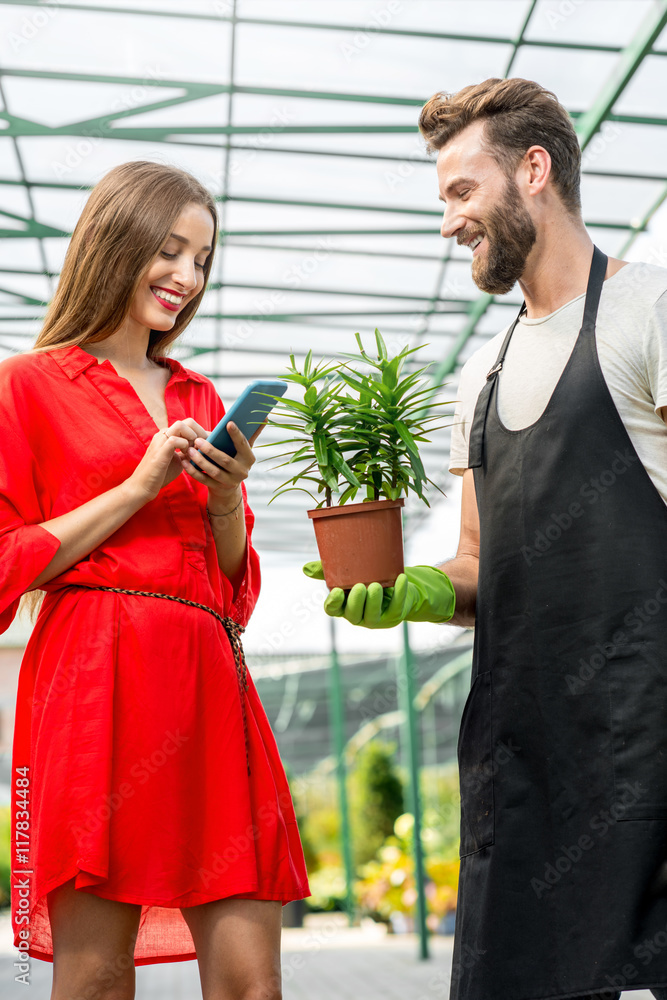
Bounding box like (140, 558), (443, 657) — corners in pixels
(161, 250), (205, 270)
(460, 190), (470, 200)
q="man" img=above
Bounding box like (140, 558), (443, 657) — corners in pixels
(305, 78), (667, 1000)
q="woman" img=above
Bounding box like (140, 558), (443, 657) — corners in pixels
(4, 160), (310, 1000)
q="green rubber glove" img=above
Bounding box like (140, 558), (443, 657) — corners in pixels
(302, 562), (456, 629)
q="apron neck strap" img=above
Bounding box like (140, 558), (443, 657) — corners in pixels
(484, 245), (608, 382)
(582, 244), (608, 331)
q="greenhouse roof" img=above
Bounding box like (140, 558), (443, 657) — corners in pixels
(2, 0), (667, 553)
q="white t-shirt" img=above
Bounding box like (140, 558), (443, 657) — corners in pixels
(448, 261), (667, 504)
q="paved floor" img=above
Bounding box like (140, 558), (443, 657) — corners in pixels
(0, 909), (662, 999)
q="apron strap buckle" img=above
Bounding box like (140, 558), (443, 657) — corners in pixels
(486, 362), (503, 381)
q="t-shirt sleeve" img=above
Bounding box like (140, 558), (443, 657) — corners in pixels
(0, 370), (61, 633)
(644, 288), (667, 415)
(448, 358), (481, 477)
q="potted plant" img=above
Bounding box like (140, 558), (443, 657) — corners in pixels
(263, 329), (451, 590)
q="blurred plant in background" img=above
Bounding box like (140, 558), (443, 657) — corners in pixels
(350, 740), (404, 867)
(355, 810), (459, 931)
(292, 749), (462, 929)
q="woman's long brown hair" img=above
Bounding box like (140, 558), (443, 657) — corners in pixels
(19, 160), (219, 624)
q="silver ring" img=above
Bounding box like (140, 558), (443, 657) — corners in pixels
(162, 430), (170, 440)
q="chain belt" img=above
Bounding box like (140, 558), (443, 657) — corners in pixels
(74, 585), (251, 776)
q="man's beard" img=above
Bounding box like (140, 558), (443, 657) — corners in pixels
(470, 176), (537, 295)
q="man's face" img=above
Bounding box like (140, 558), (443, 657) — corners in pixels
(436, 120), (536, 295)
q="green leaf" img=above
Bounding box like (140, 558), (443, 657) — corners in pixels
(268, 485), (320, 506)
(374, 328), (388, 361)
(381, 355), (400, 390)
(313, 433), (328, 467)
(339, 484), (360, 505)
(330, 450), (361, 488)
(304, 385), (317, 407)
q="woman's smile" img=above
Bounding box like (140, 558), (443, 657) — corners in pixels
(150, 285), (185, 311)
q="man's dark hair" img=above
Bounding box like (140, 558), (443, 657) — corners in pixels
(418, 77), (582, 215)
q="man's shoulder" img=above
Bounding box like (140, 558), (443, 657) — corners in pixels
(610, 260), (667, 310)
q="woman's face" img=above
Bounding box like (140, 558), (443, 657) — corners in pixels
(130, 201), (215, 331)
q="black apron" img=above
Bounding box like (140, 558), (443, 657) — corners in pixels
(452, 246), (667, 1000)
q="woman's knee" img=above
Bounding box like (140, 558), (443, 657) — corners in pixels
(48, 879), (141, 1000)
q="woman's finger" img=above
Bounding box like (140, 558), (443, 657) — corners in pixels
(159, 428), (190, 451)
(180, 417), (208, 439)
(186, 445), (223, 478)
(227, 422), (256, 467)
(191, 438), (233, 473)
(248, 420), (267, 447)
(165, 421), (198, 448)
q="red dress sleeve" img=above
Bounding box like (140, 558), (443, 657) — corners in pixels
(0, 360), (61, 633)
(205, 384), (261, 628)
(226, 481), (261, 627)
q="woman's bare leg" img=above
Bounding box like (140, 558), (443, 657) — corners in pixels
(47, 877), (142, 1000)
(180, 897), (282, 1000)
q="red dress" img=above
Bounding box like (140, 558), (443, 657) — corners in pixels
(3, 344), (310, 965)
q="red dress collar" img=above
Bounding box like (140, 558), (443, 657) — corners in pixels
(48, 343), (210, 384)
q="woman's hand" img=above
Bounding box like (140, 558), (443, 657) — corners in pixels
(125, 420), (198, 504)
(178, 418), (265, 511)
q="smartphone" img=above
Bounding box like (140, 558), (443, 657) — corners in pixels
(190, 379), (288, 471)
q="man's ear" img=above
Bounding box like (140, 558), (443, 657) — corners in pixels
(523, 145), (551, 199)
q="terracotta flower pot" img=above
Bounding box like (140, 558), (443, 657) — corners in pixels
(307, 497), (405, 590)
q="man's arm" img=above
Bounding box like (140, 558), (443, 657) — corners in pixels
(436, 468), (479, 628)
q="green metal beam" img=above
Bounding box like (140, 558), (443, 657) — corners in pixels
(2, 2), (638, 54)
(0, 284), (46, 306)
(218, 0), (238, 364)
(575, 1), (667, 149)
(398, 622), (429, 960)
(422, 0), (538, 365)
(504, 0), (537, 78)
(210, 280), (468, 304)
(0, 66), (426, 108)
(182, 310), (466, 320)
(436, 0), (667, 379)
(617, 180), (667, 258)
(433, 294), (494, 382)
(328, 620), (355, 926)
(0, 117), (418, 138)
(226, 195), (439, 217)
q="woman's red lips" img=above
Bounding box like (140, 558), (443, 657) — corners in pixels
(150, 286), (183, 312)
